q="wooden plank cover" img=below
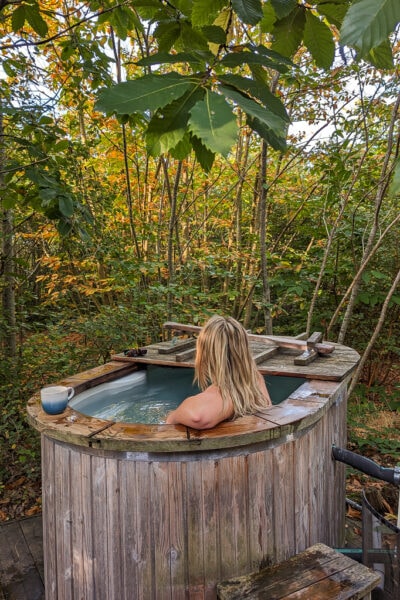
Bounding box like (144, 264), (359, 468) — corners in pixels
(111, 339), (359, 382)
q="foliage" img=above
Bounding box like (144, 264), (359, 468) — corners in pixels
(341, 0), (400, 59)
(0, 0), (399, 519)
(348, 383), (400, 462)
(94, 0), (400, 167)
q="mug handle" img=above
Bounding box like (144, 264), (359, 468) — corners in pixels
(67, 387), (75, 401)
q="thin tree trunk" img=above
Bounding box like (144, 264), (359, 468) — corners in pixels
(1, 210), (17, 357)
(327, 211), (400, 337)
(163, 158), (182, 318)
(306, 166), (366, 336)
(259, 140), (273, 334)
(232, 126), (251, 317)
(338, 92), (400, 343)
(110, 29), (141, 258)
(0, 110), (17, 356)
(348, 267), (400, 397)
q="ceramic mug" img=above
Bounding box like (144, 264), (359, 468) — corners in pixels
(40, 385), (75, 415)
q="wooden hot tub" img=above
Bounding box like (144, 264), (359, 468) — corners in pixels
(27, 334), (359, 600)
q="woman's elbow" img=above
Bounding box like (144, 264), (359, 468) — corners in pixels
(184, 413), (212, 429)
(165, 409), (205, 429)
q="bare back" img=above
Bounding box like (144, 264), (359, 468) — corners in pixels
(165, 372), (270, 430)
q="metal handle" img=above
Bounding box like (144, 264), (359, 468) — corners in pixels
(332, 445), (400, 486)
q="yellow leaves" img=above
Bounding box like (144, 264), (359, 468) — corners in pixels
(81, 287), (98, 296)
(63, 275), (77, 285)
(40, 255), (62, 269)
(107, 148), (122, 160)
(275, 261), (292, 270)
(208, 8), (232, 55)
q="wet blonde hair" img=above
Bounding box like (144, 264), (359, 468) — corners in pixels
(194, 315), (269, 417)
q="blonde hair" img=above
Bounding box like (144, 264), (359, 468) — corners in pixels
(194, 315), (269, 417)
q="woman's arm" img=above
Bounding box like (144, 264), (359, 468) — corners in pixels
(165, 386), (233, 429)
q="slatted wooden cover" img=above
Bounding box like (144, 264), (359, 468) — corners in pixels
(111, 338), (359, 382)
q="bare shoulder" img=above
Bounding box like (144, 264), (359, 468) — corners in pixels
(165, 386), (233, 429)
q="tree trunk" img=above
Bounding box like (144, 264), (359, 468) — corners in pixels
(259, 140), (273, 334)
(348, 267), (400, 397)
(338, 92), (400, 344)
(0, 110), (17, 356)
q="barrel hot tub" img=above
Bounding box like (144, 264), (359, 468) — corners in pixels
(27, 335), (360, 600)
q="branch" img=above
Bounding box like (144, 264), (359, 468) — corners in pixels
(0, 2), (129, 51)
(326, 210), (400, 337)
(348, 267), (400, 397)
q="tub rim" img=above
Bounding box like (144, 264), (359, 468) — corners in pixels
(26, 360), (351, 453)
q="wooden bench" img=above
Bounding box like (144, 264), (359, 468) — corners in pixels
(217, 543), (381, 600)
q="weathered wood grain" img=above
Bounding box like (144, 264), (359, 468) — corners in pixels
(111, 337), (360, 382)
(157, 338), (196, 355)
(216, 542), (381, 599)
(28, 334), (359, 599)
(39, 384), (347, 600)
(247, 450), (274, 570)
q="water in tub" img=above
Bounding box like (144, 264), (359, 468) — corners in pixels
(69, 365), (304, 424)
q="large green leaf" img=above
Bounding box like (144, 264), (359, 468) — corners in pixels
(191, 0), (227, 26)
(146, 88), (205, 155)
(220, 85), (288, 138)
(154, 21), (182, 52)
(271, 7), (306, 58)
(130, 0), (160, 21)
(170, 132), (193, 160)
(246, 116), (287, 152)
(201, 25), (227, 45)
(188, 91), (238, 156)
(253, 44), (296, 68)
(25, 3), (48, 37)
(340, 0), (400, 56)
(231, 0), (263, 25)
(96, 73), (196, 116)
(270, 0), (298, 19)
(191, 135), (215, 171)
(221, 48), (290, 73)
(174, 0), (194, 17)
(146, 117), (187, 156)
(304, 11), (335, 70)
(136, 51), (212, 68)
(218, 74), (290, 121)
(365, 39), (394, 68)
(108, 6), (144, 40)
(260, 3), (277, 32)
(180, 21), (211, 52)
(11, 5), (26, 31)
(316, 2), (349, 28)
(59, 196), (74, 218)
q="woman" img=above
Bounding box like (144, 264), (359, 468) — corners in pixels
(165, 315), (271, 429)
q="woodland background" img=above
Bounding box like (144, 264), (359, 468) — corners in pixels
(1, 0), (400, 520)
